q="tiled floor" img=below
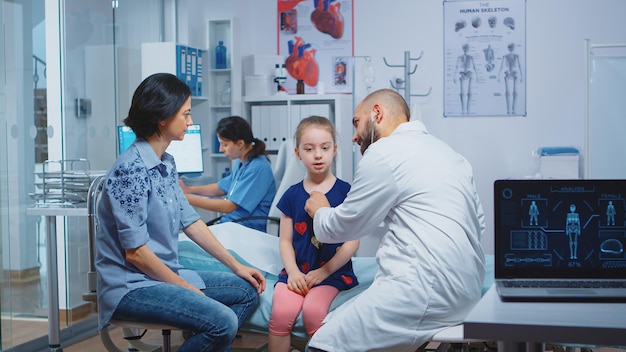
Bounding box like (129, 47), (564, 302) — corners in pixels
(2, 275), (50, 348)
(63, 328), (272, 352)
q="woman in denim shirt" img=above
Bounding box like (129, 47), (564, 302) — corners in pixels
(96, 73), (266, 352)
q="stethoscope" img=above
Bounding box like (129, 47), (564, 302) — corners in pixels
(226, 158), (251, 200)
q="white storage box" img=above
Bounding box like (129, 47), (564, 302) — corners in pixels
(540, 155), (580, 179)
(245, 75), (273, 97)
(242, 54), (283, 77)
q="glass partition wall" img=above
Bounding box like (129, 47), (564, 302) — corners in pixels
(2, 1), (48, 349)
(1, 1), (164, 350)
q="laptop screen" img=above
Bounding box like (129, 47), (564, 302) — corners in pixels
(117, 125), (204, 175)
(494, 179), (626, 279)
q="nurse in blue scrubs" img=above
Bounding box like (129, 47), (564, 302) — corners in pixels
(179, 116), (276, 232)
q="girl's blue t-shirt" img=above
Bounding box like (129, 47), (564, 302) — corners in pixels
(276, 178), (358, 290)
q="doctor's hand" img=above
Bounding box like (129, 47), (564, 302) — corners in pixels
(305, 191), (330, 218)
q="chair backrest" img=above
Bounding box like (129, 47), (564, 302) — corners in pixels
(83, 174), (106, 303)
(267, 140), (306, 236)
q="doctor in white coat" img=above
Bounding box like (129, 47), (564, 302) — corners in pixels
(304, 89), (486, 352)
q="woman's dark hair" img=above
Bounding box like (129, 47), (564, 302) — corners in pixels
(124, 73), (191, 139)
(216, 116), (269, 161)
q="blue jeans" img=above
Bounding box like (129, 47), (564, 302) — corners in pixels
(113, 271), (259, 352)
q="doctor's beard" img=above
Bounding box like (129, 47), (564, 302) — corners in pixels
(359, 118), (379, 155)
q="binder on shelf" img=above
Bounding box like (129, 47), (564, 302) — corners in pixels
(269, 105), (283, 151)
(260, 106), (271, 150)
(197, 50), (203, 96)
(191, 48), (198, 96)
(214, 134), (222, 154)
(312, 104), (331, 119)
(186, 46), (196, 94)
(299, 104), (311, 121)
(176, 44), (187, 83)
(278, 106), (289, 148)
(290, 104), (301, 138)
(251, 105), (264, 148)
(290, 104), (301, 121)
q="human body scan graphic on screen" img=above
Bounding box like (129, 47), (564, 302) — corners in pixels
(566, 204), (581, 260)
(498, 181), (626, 270)
(607, 200), (616, 226)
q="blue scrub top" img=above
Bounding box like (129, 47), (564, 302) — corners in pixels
(217, 156), (276, 231)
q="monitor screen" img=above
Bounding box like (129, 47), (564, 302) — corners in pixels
(118, 125), (136, 154)
(117, 125), (204, 175)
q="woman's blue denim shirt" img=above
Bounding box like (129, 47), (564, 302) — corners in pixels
(95, 138), (202, 329)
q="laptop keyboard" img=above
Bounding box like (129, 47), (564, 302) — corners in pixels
(502, 280), (626, 288)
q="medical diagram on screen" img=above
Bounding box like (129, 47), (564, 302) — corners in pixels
(502, 188), (626, 269)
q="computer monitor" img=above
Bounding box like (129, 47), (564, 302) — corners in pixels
(117, 124), (205, 175)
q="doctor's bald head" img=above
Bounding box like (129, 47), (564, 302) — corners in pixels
(359, 89), (410, 124)
(352, 89), (411, 154)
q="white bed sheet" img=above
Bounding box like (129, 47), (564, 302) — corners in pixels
(179, 222), (284, 275)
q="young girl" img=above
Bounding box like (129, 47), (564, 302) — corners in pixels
(268, 116), (359, 352)
(179, 116), (276, 231)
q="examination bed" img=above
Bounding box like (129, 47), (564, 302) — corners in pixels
(177, 222), (495, 340)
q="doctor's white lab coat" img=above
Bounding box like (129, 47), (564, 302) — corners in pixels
(309, 120), (486, 352)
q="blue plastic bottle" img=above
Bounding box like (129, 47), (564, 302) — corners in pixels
(215, 41), (227, 69)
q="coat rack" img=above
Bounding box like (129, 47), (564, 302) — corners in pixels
(383, 51), (432, 105)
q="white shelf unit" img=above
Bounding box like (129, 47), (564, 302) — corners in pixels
(139, 42), (211, 176)
(243, 94), (355, 182)
(207, 18), (241, 180)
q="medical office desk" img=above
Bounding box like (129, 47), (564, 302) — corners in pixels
(27, 205), (88, 352)
(463, 286), (626, 351)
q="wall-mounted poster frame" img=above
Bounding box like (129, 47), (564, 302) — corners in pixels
(444, 0), (526, 117)
(277, 0), (354, 95)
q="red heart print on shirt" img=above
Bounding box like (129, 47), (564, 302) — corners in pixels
(294, 222), (307, 235)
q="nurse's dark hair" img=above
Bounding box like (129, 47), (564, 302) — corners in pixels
(124, 73), (191, 139)
(216, 116), (269, 161)
(294, 115), (337, 147)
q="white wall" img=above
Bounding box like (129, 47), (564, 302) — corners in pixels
(178, 0), (626, 254)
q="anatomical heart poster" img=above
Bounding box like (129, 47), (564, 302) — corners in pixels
(277, 0), (354, 94)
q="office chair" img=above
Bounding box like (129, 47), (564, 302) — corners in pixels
(102, 320), (180, 352)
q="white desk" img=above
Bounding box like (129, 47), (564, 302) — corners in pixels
(27, 205), (88, 352)
(464, 286), (626, 351)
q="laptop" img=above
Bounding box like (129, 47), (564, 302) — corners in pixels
(493, 179), (626, 302)
(117, 124), (205, 176)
